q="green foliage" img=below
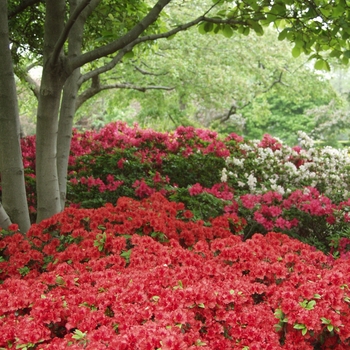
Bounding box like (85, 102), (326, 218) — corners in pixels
(168, 187), (229, 221)
(160, 153), (225, 188)
(201, 0), (350, 65)
(67, 148), (225, 208)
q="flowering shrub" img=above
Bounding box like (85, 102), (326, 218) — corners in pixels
(1, 194), (350, 349)
(0, 123), (346, 252)
(221, 131), (350, 202)
(236, 187), (350, 252)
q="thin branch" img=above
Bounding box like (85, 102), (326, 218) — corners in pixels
(214, 70), (286, 123)
(8, 0), (42, 19)
(71, 0), (173, 70)
(71, 0), (249, 72)
(26, 61), (41, 71)
(78, 50), (126, 86)
(260, 71), (286, 93)
(133, 64), (169, 76)
(76, 82), (174, 110)
(202, 0), (222, 17)
(51, 0), (93, 64)
(168, 114), (177, 125)
(22, 71), (40, 99)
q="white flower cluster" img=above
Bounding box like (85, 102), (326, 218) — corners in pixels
(221, 168), (228, 183)
(223, 132), (350, 202)
(297, 130), (314, 149)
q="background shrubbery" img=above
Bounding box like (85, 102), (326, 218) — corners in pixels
(17, 122), (350, 254)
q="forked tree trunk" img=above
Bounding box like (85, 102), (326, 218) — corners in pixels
(57, 70), (80, 210)
(35, 0), (67, 222)
(57, 0), (97, 210)
(0, 0), (30, 232)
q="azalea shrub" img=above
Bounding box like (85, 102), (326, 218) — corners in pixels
(4, 122), (348, 252)
(221, 131), (350, 202)
(1, 193), (350, 349)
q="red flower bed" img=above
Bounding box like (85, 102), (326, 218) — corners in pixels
(0, 194), (349, 349)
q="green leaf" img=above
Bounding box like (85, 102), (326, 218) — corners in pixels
(333, 5), (345, 18)
(293, 323), (306, 330)
(327, 324), (334, 332)
(314, 59), (330, 71)
(278, 28), (289, 41)
(274, 323), (283, 332)
(55, 275), (65, 286)
(222, 24), (234, 38)
(72, 329), (87, 340)
(306, 300), (316, 310)
(292, 46), (302, 58)
(247, 20), (264, 36)
(274, 308), (283, 319)
(123, 51), (135, 60)
(204, 22), (214, 33)
(321, 317), (330, 324)
(120, 249), (131, 263)
(198, 22), (207, 35)
(266, 13), (277, 23)
(319, 8), (330, 17)
(242, 27), (250, 36)
(342, 56), (349, 65)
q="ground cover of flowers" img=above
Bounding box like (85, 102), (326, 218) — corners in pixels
(1, 122), (350, 348)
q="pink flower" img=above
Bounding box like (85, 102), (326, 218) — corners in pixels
(188, 183), (203, 196)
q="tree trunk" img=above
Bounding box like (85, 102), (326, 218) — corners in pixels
(57, 0), (96, 210)
(35, 0), (67, 222)
(0, 203), (12, 230)
(0, 0), (30, 232)
(57, 70), (80, 210)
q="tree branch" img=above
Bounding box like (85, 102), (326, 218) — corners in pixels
(133, 64), (169, 76)
(76, 82), (174, 110)
(8, 0), (42, 19)
(51, 0), (95, 64)
(71, 0), (173, 70)
(73, 11), (247, 73)
(22, 71), (40, 99)
(78, 50), (125, 86)
(260, 71), (286, 93)
(213, 70), (286, 124)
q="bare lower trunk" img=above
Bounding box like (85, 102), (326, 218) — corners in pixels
(0, 0), (30, 232)
(0, 203), (12, 230)
(57, 0), (98, 210)
(35, 0), (66, 222)
(57, 69), (80, 209)
(35, 74), (64, 222)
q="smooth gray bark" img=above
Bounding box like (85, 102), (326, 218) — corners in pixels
(57, 0), (96, 210)
(0, 0), (30, 232)
(35, 0), (67, 222)
(0, 203), (12, 230)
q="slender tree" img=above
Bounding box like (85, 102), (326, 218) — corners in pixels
(0, 0), (30, 232)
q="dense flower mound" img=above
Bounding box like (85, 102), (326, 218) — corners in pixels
(1, 194), (350, 349)
(222, 132), (350, 201)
